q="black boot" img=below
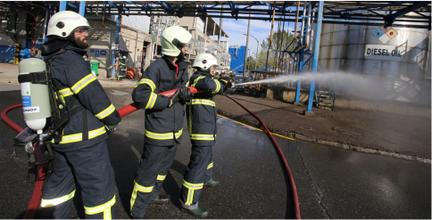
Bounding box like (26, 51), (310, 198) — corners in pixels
(149, 195), (170, 204)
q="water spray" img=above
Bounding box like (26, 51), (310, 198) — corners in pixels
(237, 71), (396, 100)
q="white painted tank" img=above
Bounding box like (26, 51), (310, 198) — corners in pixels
(317, 23), (430, 104)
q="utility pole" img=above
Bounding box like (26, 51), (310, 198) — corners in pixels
(265, 2), (276, 74)
(243, 14), (250, 77)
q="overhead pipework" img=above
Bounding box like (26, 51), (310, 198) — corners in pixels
(2, 1), (428, 28)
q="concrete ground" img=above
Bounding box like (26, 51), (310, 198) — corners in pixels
(1, 85), (430, 219)
(1, 62), (430, 163)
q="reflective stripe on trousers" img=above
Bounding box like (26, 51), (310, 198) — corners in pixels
(84, 195), (116, 219)
(183, 180), (204, 205)
(130, 180), (154, 210)
(40, 190), (76, 208)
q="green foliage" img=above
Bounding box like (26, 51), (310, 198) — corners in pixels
(250, 29), (294, 71)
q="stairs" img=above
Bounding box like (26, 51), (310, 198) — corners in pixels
(315, 89), (336, 111)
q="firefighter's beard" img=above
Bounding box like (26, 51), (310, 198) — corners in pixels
(76, 37), (89, 49)
(71, 35), (89, 49)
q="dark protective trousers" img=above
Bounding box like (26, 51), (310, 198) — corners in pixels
(180, 145), (213, 210)
(38, 140), (117, 219)
(118, 70), (126, 81)
(130, 143), (178, 217)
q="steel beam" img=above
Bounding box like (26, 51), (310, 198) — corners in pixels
(306, 1), (324, 113)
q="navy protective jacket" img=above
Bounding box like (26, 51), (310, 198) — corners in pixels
(186, 70), (227, 146)
(48, 45), (121, 151)
(132, 56), (189, 146)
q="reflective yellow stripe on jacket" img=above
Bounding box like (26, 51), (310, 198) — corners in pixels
(189, 75), (221, 94)
(84, 195), (116, 220)
(135, 78), (157, 109)
(188, 99), (216, 141)
(95, 103), (116, 120)
(189, 76), (206, 87)
(52, 126), (106, 144)
(145, 128), (183, 140)
(40, 190), (76, 208)
(59, 87), (73, 97)
(191, 99), (215, 107)
(72, 74), (97, 94)
(212, 80), (221, 94)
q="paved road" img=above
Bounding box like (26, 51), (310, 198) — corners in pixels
(0, 85), (430, 219)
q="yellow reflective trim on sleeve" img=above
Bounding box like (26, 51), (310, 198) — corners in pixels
(207, 162), (214, 170)
(40, 190), (76, 208)
(190, 99), (215, 107)
(59, 87), (73, 97)
(95, 103), (116, 120)
(51, 126), (107, 144)
(190, 76), (206, 87)
(72, 74), (96, 94)
(135, 78), (156, 91)
(84, 195), (116, 219)
(157, 174), (166, 181)
(130, 180), (154, 211)
(212, 80), (221, 94)
(135, 78), (158, 109)
(190, 134), (216, 141)
(145, 128), (183, 140)
(145, 93), (157, 109)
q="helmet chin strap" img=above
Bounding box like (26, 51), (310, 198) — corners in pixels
(177, 51), (185, 61)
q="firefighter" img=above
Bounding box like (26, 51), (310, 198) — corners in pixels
(180, 53), (231, 217)
(118, 55), (127, 81)
(39, 11), (121, 219)
(130, 26), (193, 219)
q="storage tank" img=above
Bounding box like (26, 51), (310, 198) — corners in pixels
(318, 23), (430, 104)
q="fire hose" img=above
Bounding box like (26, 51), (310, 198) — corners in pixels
(1, 87), (300, 219)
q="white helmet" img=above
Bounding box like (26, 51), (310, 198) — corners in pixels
(192, 53), (218, 71)
(122, 56), (126, 59)
(47, 11), (91, 38)
(161, 26), (192, 57)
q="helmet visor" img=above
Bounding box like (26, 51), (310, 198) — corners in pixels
(74, 26), (92, 34)
(172, 37), (196, 50)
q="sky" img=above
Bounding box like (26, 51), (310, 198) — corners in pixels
(214, 17), (295, 58)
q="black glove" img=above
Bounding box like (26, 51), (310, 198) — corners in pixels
(219, 77), (232, 89)
(106, 122), (121, 135)
(170, 87), (193, 107)
(180, 87), (193, 103)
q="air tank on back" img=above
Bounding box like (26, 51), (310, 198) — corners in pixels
(317, 20), (430, 104)
(18, 58), (51, 134)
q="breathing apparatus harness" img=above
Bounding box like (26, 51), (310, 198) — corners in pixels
(14, 49), (85, 167)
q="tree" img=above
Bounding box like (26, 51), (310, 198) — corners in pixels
(258, 29), (295, 72)
(246, 55), (255, 71)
